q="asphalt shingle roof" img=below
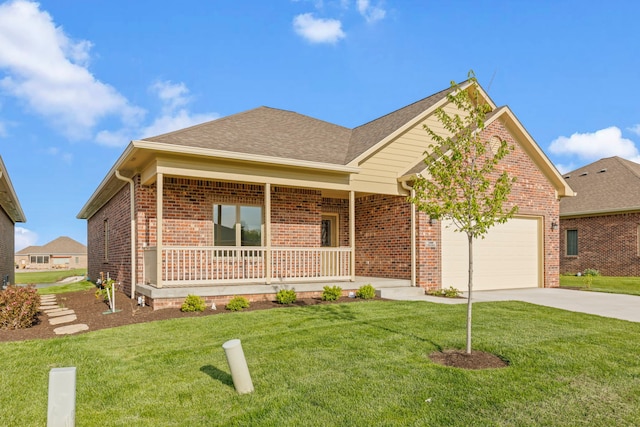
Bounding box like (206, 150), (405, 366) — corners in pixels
(16, 236), (86, 255)
(143, 87), (456, 165)
(560, 156), (640, 215)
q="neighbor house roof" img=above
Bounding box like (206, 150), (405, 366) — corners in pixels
(16, 236), (87, 255)
(560, 156), (640, 216)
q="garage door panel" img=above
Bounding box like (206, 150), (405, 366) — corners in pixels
(441, 218), (540, 291)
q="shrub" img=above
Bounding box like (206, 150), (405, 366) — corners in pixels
(181, 294), (206, 312)
(226, 296), (250, 311)
(0, 285), (41, 330)
(356, 284), (376, 299)
(583, 268), (600, 277)
(95, 278), (115, 302)
(582, 268), (600, 289)
(429, 286), (462, 298)
(276, 288), (297, 305)
(322, 285), (342, 301)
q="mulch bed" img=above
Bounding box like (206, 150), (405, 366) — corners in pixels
(0, 289), (369, 343)
(429, 349), (509, 369)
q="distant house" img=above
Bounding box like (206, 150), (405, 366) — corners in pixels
(15, 236), (87, 270)
(560, 156), (640, 276)
(78, 81), (573, 309)
(0, 156), (26, 287)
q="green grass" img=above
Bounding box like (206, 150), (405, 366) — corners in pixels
(15, 269), (87, 284)
(560, 275), (640, 296)
(38, 280), (96, 295)
(1, 300), (639, 426)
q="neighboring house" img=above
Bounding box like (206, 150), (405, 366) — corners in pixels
(78, 81), (573, 309)
(15, 236), (87, 270)
(560, 156), (640, 276)
(0, 156), (26, 287)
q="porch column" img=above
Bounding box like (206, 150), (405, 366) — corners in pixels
(156, 173), (163, 289)
(265, 183), (271, 284)
(350, 190), (355, 281)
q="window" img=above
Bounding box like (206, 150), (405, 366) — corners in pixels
(214, 204), (263, 246)
(30, 255), (49, 264)
(566, 229), (578, 256)
(104, 219), (109, 262)
(321, 214), (338, 247)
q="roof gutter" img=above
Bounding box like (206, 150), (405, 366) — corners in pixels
(115, 170), (136, 299)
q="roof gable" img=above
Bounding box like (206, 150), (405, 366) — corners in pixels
(560, 156), (640, 215)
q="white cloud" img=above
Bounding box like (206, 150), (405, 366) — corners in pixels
(46, 146), (73, 164)
(549, 126), (640, 164)
(15, 226), (37, 251)
(357, 0), (386, 23)
(141, 80), (218, 138)
(0, 0), (143, 139)
(96, 80), (219, 144)
(293, 13), (346, 44)
(628, 124), (640, 136)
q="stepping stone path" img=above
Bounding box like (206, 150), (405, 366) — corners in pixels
(39, 295), (89, 335)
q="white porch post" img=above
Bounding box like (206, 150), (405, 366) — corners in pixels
(350, 190), (355, 281)
(265, 183), (271, 284)
(156, 173), (163, 289)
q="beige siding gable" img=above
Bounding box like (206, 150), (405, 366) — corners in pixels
(352, 104), (459, 195)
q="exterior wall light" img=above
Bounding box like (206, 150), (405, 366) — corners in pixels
(551, 221), (558, 231)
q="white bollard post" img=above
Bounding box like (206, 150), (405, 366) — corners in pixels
(47, 367), (76, 427)
(222, 339), (254, 394)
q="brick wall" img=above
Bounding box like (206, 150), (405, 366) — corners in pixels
(355, 194), (411, 279)
(87, 183), (132, 294)
(560, 213), (640, 276)
(271, 187), (322, 247)
(0, 207), (14, 286)
(481, 120), (560, 288)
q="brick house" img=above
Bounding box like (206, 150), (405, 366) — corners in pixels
(15, 236), (87, 270)
(0, 156), (26, 288)
(560, 156), (640, 276)
(78, 81), (573, 309)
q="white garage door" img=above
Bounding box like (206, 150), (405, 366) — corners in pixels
(441, 217), (541, 291)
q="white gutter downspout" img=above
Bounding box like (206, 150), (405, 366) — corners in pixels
(115, 170), (136, 299)
(401, 180), (417, 287)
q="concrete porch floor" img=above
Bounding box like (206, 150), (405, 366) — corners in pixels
(134, 276), (415, 301)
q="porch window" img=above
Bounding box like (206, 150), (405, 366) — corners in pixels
(566, 229), (578, 256)
(214, 204), (263, 246)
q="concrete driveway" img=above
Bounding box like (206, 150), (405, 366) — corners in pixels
(469, 288), (640, 323)
(393, 287), (640, 322)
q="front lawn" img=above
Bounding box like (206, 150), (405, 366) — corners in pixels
(560, 274), (640, 296)
(15, 269), (87, 284)
(1, 300), (639, 426)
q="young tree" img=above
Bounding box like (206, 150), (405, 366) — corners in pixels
(410, 72), (518, 354)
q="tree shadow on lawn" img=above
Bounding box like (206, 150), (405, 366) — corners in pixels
(200, 364), (234, 387)
(365, 322), (509, 370)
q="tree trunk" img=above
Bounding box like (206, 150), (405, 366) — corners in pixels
(466, 233), (473, 354)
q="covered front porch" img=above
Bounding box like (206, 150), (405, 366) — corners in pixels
(135, 275), (414, 310)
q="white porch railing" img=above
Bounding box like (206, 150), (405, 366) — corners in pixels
(143, 246), (352, 286)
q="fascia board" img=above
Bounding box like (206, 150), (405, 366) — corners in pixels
(0, 156), (26, 222)
(560, 206), (640, 218)
(132, 140), (359, 174)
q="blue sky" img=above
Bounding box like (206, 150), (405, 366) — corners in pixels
(0, 0), (639, 250)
